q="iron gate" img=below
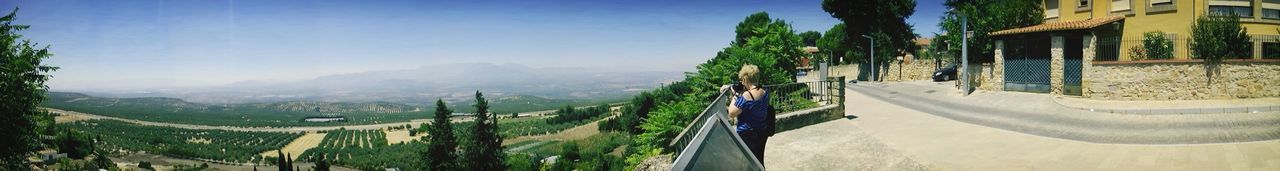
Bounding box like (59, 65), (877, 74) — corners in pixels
(1064, 57), (1083, 96)
(1004, 58), (1051, 93)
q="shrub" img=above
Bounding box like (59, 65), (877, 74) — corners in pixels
(1128, 45), (1147, 61)
(1142, 31), (1174, 60)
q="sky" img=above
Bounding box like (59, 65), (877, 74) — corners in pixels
(0, 0), (945, 91)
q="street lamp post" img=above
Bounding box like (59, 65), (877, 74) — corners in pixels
(961, 14), (969, 95)
(861, 34), (874, 82)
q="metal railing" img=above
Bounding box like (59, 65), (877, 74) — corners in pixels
(667, 77), (845, 169)
(1095, 34), (1280, 61)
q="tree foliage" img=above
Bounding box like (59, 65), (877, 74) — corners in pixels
(625, 12), (803, 168)
(822, 0), (919, 66)
(547, 104), (609, 125)
(799, 30), (822, 47)
(56, 129), (93, 159)
(1141, 31), (1175, 60)
(424, 99), (457, 170)
(1190, 14), (1251, 81)
(461, 91), (504, 170)
(734, 12), (774, 46)
(598, 92), (653, 134)
(817, 23), (855, 64)
(938, 0), (1043, 63)
(0, 8), (57, 170)
(65, 120), (301, 164)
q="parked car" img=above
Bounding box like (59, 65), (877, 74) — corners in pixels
(932, 64), (957, 82)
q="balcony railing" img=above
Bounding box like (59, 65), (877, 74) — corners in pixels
(668, 77), (846, 170)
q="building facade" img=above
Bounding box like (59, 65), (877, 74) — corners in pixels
(1043, 0), (1280, 60)
(977, 0), (1280, 100)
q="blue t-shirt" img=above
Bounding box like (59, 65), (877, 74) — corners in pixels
(733, 90), (769, 133)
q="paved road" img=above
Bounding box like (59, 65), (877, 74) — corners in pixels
(767, 84), (1280, 170)
(848, 82), (1280, 144)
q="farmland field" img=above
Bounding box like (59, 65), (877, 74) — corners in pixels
(297, 129), (421, 170)
(62, 119), (302, 164)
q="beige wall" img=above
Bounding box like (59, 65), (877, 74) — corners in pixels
(882, 60), (945, 82)
(1084, 62), (1280, 100)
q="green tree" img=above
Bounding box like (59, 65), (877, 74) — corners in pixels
(140, 161), (154, 170)
(0, 8), (58, 170)
(817, 23), (853, 64)
(90, 151), (116, 171)
(57, 129), (92, 159)
(562, 142), (580, 161)
(734, 12), (773, 46)
(424, 99), (457, 170)
(938, 0), (1043, 63)
(1190, 14), (1251, 82)
(462, 91), (504, 170)
(276, 150), (290, 171)
(312, 155), (330, 171)
(823, 0), (919, 67)
(799, 30), (822, 47)
(625, 12), (804, 168)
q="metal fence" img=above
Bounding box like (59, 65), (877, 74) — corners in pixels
(1095, 34), (1280, 61)
(1094, 35), (1186, 61)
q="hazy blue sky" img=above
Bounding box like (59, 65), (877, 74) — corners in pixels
(1, 0), (944, 91)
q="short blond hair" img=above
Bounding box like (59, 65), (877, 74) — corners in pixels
(738, 64), (760, 84)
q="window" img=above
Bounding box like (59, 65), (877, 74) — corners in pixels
(1150, 0), (1173, 5)
(1077, 0), (1092, 12)
(1209, 0), (1254, 17)
(1210, 6), (1254, 17)
(1265, 9), (1280, 19)
(1112, 0), (1131, 12)
(1148, 0), (1176, 13)
(1047, 0), (1060, 18)
(1265, 0), (1280, 19)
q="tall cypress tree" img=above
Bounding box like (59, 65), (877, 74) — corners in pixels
(276, 150), (286, 171)
(0, 8), (58, 170)
(462, 91), (504, 170)
(424, 99), (458, 170)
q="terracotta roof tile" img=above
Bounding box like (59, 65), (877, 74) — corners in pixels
(989, 16), (1124, 36)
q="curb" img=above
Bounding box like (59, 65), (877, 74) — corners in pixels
(1051, 98), (1280, 115)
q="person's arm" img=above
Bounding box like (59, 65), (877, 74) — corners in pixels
(727, 97), (741, 118)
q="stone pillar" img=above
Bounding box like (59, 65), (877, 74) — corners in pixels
(992, 40), (1005, 91)
(1050, 35), (1065, 95)
(1082, 34), (1096, 98)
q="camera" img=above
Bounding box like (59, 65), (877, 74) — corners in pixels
(730, 81), (746, 93)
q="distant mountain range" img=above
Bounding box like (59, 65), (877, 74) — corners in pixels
(71, 62), (683, 106)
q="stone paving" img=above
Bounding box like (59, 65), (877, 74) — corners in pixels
(766, 81), (1280, 170)
(764, 118), (930, 171)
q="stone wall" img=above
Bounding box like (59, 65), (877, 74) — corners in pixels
(810, 60), (944, 82)
(1084, 62), (1280, 100)
(882, 60), (944, 82)
(1050, 36), (1065, 95)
